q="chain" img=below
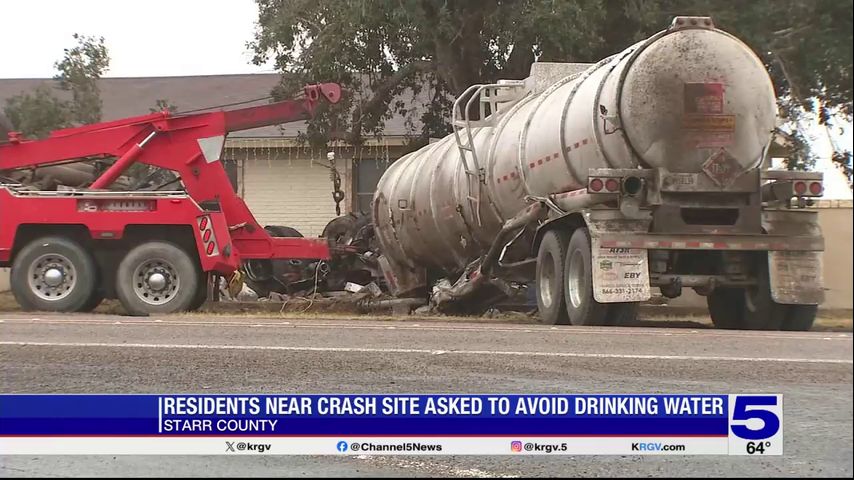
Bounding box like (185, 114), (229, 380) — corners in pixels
(327, 151), (345, 216)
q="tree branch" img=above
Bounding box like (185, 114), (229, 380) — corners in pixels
(504, 41), (536, 79)
(772, 50), (806, 108)
(345, 60), (434, 144)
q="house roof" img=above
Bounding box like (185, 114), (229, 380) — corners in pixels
(0, 74), (422, 139)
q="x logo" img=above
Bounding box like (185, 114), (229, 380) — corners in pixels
(225, 441), (235, 452)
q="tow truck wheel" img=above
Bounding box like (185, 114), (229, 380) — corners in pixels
(535, 230), (570, 325)
(564, 228), (609, 326)
(188, 273), (210, 311)
(115, 241), (200, 316)
(11, 236), (97, 312)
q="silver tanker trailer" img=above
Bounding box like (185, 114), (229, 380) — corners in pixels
(373, 16), (825, 330)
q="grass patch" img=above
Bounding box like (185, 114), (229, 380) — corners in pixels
(1, 290), (850, 331)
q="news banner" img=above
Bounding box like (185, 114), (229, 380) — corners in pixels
(0, 394), (782, 455)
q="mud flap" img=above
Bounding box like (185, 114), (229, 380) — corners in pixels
(591, 238), (651, 303)
(768, 251), (823, 304)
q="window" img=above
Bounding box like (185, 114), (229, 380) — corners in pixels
(222, 159), (239, 193)
(355, 158), (390, 214)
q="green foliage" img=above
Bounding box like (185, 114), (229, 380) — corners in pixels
(54, 33), (110, 125)
(252, 0), (606, 147)
(252, 0), (852, 183)
(3, 34), (110, 139)
(2, 85), (72, 138)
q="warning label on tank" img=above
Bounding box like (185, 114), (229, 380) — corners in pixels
(591, 238), (651, 303)
(682, 115), (735, 131)
(702, 149), (743, 186)
(682, 84), (734, 147)
(682, 115), (735, 148)
(684, 83), (724, 114)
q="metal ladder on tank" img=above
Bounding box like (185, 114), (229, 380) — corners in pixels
(452, 81), (525, 226)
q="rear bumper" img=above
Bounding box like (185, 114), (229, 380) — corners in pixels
(598, 233), (823, 252)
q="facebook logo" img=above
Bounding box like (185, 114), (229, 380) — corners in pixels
(337, 441), (349, 452)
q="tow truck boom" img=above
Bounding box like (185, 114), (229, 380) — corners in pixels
(0, 84), (343, 315)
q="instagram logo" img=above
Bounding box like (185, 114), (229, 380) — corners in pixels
(511, 441), (523, 452)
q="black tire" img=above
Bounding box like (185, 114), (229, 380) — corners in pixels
(188, 273), (209, 311)
(706, 256), (814, 331)
(781, 304), (817, 331)
(115, 241), (200, 316)
(243, 226), (302, 297)
(609, 302), (640, 326)
(564, 228), (609, 326)
(707, 288), (744, 329)
(264, 225), (303, 238)
(535, 230), (570, 325)
(11, 236), (97, 312)
(740, 264), (784, 331)
(321, 214), (360, 244)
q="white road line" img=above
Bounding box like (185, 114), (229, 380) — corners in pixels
(1, 318), (849, 341)
(1, 341), (851, 364)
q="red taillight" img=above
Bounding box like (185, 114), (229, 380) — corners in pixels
(199, 216), (209, 230)
(794, 181), (807, 195)
(605, 178), (620, 192)
(809, 181), (823, 195)
(203, 230), (212, 242)
(206, 242), (215, 255)
(589, 178), (604, 192)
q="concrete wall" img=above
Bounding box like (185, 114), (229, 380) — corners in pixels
(668, 202), (853, 310)
(817, 204), (853, 309)
(0, 268), (8, 292)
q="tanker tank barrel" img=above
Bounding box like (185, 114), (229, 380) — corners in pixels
(372, 16), (793, 314)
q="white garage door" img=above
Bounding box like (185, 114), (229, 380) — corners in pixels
(241, 156), (341, 237)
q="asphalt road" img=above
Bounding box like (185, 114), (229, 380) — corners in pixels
(0, 312), (852, 477)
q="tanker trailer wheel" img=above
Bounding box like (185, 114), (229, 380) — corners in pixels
(11, 236), (97, 312)
(706, 257), (815, 330)
(707, 288), (743, 329)
(608, 302), (640, 326)
(781, 305), (817, 331)
(563, 228), (609, 326)
(115, 241), (200, 316)
(535, 230), (570, 325)
(738, 259), (784, 331)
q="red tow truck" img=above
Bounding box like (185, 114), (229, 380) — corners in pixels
(0, 84), (341, 315)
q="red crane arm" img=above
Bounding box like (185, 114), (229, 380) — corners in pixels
(0, 83), (344, 261)
(224, 83), (341, 132)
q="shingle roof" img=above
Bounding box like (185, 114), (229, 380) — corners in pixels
(0, 74), (422, 139)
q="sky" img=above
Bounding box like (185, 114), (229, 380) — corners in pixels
(0, 0), (273, 78)
(0, 0), (851, 198)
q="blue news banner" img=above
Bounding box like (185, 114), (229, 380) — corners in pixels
(0, 394), (782, 455)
